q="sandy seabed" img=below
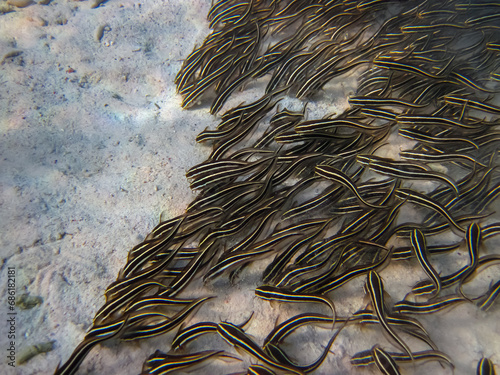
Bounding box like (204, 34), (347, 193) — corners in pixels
(0, 1), (499, 375)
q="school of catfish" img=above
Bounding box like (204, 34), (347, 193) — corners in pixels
(55, 0), (500, 374)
